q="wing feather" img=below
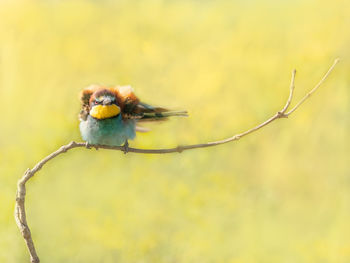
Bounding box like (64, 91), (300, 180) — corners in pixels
(79, 85), (101, 121)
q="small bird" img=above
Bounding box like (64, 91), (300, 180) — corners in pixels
(79, 84), (187, 149)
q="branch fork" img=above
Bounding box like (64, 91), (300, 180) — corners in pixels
(15, 59), (339, 263)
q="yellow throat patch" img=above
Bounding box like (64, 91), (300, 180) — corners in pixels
(90, 104), (120, 119)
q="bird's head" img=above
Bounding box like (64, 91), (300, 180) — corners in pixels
(89, 89), (121, 119)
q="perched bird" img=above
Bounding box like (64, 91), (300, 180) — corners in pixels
(79, 85), (187, 149)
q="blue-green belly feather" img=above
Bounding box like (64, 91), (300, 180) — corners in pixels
(80, 115), (136, 146)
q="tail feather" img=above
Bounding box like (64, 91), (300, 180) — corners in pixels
(137, 102), (168, 113)
(137, 110), (188, 122)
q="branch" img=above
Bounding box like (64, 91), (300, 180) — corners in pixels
(15, 59), (339, 263)
(285, 58), (340, 116)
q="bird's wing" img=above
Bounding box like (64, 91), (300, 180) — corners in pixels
(123, 101), (188, 122)
(79, 85), (101, 121)
(112, 86), (188, 121)
(109, 85), (140, 116)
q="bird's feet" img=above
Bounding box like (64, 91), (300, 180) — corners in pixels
(85, 142), (99, 150)
(122, 140), (129, 154)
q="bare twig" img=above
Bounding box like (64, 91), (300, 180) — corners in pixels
(286, 58), (340, 116)
(15, 59), (339, 262)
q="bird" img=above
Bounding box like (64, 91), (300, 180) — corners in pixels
(79, 84), (187, 151)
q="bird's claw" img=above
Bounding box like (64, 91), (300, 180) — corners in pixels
(85, 142), (99, 150)
(122, 140), (129, 154)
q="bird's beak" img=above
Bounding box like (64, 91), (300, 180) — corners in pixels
(102, 97), (112, 105)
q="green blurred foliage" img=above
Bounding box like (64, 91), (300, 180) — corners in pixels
(0, 0), (349, 262)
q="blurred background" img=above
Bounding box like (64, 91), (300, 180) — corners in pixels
(0, 0), (349, 262)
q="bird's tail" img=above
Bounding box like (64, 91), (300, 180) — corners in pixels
(137, 110), (188, 122)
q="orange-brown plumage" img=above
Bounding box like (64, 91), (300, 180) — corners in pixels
(79, 85), (140, 121)
(81, 85), (139, 112)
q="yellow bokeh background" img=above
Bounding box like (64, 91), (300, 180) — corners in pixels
(0, 0), (349, 262)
